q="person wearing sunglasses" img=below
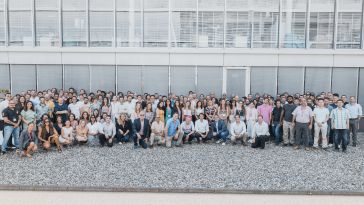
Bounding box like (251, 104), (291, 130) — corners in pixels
(38, 119), (62, 152)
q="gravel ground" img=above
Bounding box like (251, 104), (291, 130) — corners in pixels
(0, 134), (363, 192)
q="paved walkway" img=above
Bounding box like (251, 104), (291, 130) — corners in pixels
(0, 191), (363, 205)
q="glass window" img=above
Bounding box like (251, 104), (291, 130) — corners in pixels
(142, 66), (169, 94)
(90, 11), (114, 47)
(198, 11), (224, 47)
(116, 11), (142, 47)
(225, 11), (251, 48)
(280, 0), (306, 48)
(198, 0), (224, 10)
(35, 0), (59, 10)
(0, 11), (5, 46)
(11, 65), (36, 94)
(171, 11), (197, 47)
(0, 64), (10, 91)
(226, 69), (246, 98)
(117, 66), (142, 94)
(309, 0), (334, 48)
(64, 65), (90, 92)
(90, 65), (115, 92)
(62, 0), (86, 10)
(144, 12), (169, 47)
(62, 11), (87, 47)
(144, 0), (169, 10)
(35, 11), (59, 46)
(8, 11), (32, 46)
(116, 0), (142, 11)
(37, 65), (63, 90)
(359, 68), (364, 106)
(197, 66), (223, 97)
(252, 0), (279, 48)
(250, 67), (277, 96)
(89, 0), (113, 10)
(9, 0), (32, 10)
(336, 0), (362, 49)
(171, 0), (197, 10)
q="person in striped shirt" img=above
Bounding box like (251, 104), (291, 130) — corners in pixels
(330, 99), (350, 153)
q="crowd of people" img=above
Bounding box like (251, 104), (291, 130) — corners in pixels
(0, 88), (362, 158)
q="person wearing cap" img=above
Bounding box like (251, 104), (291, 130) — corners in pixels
(150, 115), (164, 148)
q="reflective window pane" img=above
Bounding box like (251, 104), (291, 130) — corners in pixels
(171, 11), (197, 47)
(171, 66), (196, 95)
(9, 11), (32, 46)
(251, 67), (277, 96)
(62, 11), (87, 47)
(36, 11), (59, 46)
(197, 66), (223, 97)
(332, 68), (358, 97)
(116, 11), (142, 47)
(116, 0), (142, 11)
(198, 11), (224, 48)
(117, 66), (142, 94)
(35, 0), (59, 10)
(0, 64), (10, 91)
(309, 0), (334, 48)
(11, 65), (36, 94)
(280, 0), (306, 48)
(90, 11), (114, 47)
(9, 0), (31, 10)
(225, 11), (251, 48)
(37, 65), (63, 90)
(90, 65), (115, 92)
(144, 0), (169, 10)
(226, 69), (246, 98)
(278, 67), (304, 94)
(64, 65), (90, 92)
(142, 66), (169, 94)
(144, 12), (169, 47)
(62, 0), (86, 10)
(252, 12), (279, 48)
(0, 11), (5, 46)
(171, 0), (197, 10)
(198, 0), (224, 11)
(89, 0), (113, 10)
(305, 67), (331, 95)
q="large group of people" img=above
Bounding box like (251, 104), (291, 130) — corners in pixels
(0, 88), (362, 158)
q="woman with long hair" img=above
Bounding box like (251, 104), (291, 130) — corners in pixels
(21, 101), (36, 130)
(60, 120), (73, 146)
(164, 99), (172, 123)
(38, 119), (62, 152)
(76, 119), (88, 144)
(156, 101), (165, 123)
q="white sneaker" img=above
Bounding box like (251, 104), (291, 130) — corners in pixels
(328, 144), (333, 148)
(118, 142), (123, 145)
(216, 139), (221, 144)
(222, 142), (226, 146)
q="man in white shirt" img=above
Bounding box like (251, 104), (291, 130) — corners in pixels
(251, 115), (269, 149)
(345, 96), (362, 147)
(194, 113), (209, 143)
(68, 96), (81, 119)
(230, 114), (248, 146)
(150, 116), (164, 148)
(99, 115), (116, 147)
(313, 98), (330, 149)
(179, 116), (196, 144)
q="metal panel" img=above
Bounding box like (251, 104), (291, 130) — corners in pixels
(331, 67), (358, 97)
(250, 67), (277, 96)
(197, 66), (223, 97)
(359, 68), (364, 106)
(11, 65), (36, 94)
(64, 65), (90, 92)
(278, 67), (304, 94)
(142, 66), (169, 95)
(90, 65), (115, 92)
(226, 69), (246, 98)
(117, 65), (142, 94)
(0, 64), (10, 91)
(37, 64), (62, 90)
(170, 66), (196, 95)
(305, 67), (332, 95)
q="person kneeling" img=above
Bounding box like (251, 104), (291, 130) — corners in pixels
(179, 116), (195, 145)
(150, 116), (164, 148)
(19, 123), (38, 158)
(251, 115), (270, 149)
(99, 115), (115, 147)
(230, 115), (248, 146)
(76, 119), (88, 145)
(133, 112), (150, 149)
(165, 113), (182, 148)
(38, 119), (62, 152)
(211, 114), (229, 146)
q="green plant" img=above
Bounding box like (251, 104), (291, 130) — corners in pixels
(0, 88), (10, 93)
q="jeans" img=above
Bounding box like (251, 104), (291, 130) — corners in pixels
(295, 122), (309, 147)
(2, 125), (20, 152)
(116, 132), (130, 143)
(216, 131), (229, 142)
(334, 129), (348, 151)
(272, 121), (281, 145)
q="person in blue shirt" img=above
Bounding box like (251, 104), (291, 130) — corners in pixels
(164, 113), (182, 148)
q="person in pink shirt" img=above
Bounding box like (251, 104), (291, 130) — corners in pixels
(257, 98), (273, 125)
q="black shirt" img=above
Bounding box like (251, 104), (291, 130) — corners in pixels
(2, 107), (21, 127)
(272, 106), (283, 122)
(283, 104), (297, 122)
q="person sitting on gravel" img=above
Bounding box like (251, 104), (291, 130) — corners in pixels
(230, 115), (248, 146)
(76, 119), (89, 145)
(99, 115), (116, 147)
(251, 115), (270, 149)
(19, 122), (38, 158)
(38, 118), (62, 152)
(150, 115), (165, 148)
(179, 116), (196, 145)
(165, 113), (182, 148)
(133, 111), (150, 149)
(211, 114), (229, 146)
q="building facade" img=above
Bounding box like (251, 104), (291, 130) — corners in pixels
(0, 0), (364, 105)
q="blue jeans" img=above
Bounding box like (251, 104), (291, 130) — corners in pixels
(217, 131), (229, 142)
(334, 129), (348, 151)
(272, 121), (281, 145)
(2, 126), (20, 152)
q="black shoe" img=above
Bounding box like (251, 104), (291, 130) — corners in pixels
(283, 144), (288, 147)
(342, 149), (347, 153)
(352, 144), (357, 147)
(334, 148), (340, 152)
(1, 151), (6, 155)
(134, 145), (138, 149)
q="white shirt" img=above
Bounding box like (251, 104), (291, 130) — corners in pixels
(230, 121), (247, 136)
(345, 103), (363, 119)
(181, 121), (195, 133)
(87, 122), (102, 136)
(68, 103), (81, 119)
(195, 119), (209, 133)
(246, 107), (258, 121)
(253, 121), (270, 138)
(110, 101), (121, 118)
(0, 99), (9, 120)
(313, 107), (330, 123)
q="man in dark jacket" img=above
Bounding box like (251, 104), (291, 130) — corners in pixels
(133, 111), (150, 149)
(211, 114), (229, 146)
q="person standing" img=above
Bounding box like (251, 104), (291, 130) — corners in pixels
(281, 96), (297, 146)
(331, 99), (350, 153)
(21, 101), (37, 131)
(292, 98), (313, 151)
(345, 96), (362, 147)
(1, 100), (22, 155)
(272, 100), (283, 145)
(313, 98), (330, 150)
(257, 98), (273, 126)
(251, 115), (270, 149)
(245, 101), (258, 138)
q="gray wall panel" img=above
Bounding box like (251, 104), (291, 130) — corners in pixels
(37, 65), (63, 90)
